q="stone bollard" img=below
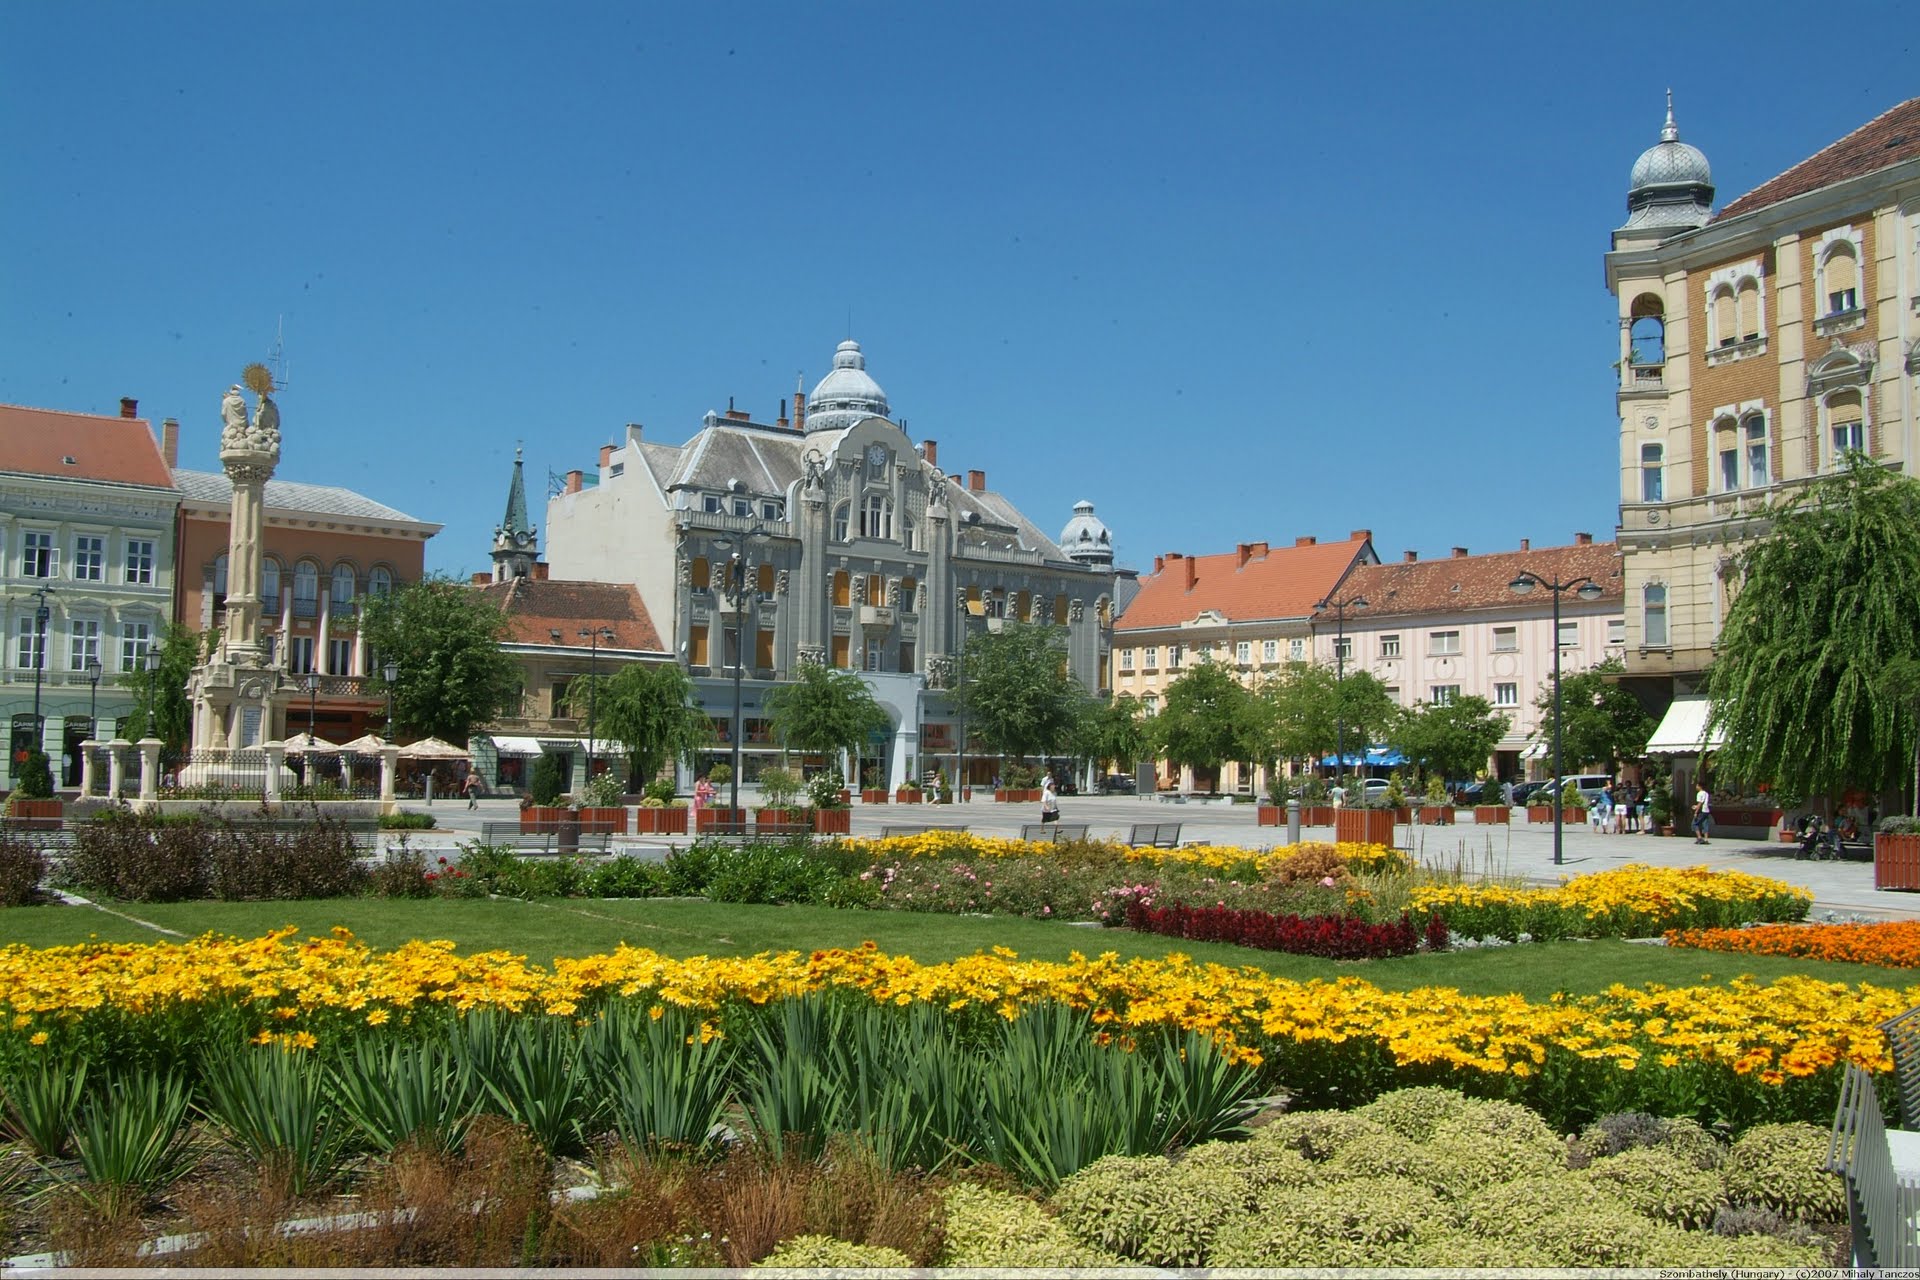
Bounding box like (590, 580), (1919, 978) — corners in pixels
(107, 740), (130, 800)
(379, 744), (400, 814)
(1287, 798), (1301, 845)
(264, 743), (285, 803)
(137, 738), (162, 808)
(79, 740), (98, 798)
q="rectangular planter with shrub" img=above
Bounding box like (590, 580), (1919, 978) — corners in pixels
(632, 806), (688, 835)
(1334, 808), (1396, 846)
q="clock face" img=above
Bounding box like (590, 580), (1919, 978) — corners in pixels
(866, 443), (888, 469)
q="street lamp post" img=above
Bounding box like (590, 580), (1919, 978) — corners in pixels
(302, 672), (319, 740)
(381, 661), (399, 743)
(578, 626), (614, 789)
(1315, 592), (1369, 794)
(712, 528), (769, 820)
(84, 657), (102, 733)
(26, 585), (53, 766)
(142, 648), (161, 739)
(1508, 570), (1604, 865)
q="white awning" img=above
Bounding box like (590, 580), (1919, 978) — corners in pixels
(1645, 697), (1726, 754)
(1521, 742), (1550, 760)
(490, 735), (544, 756)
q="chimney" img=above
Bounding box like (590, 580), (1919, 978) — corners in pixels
(1451, 546), (1469, 558)
(471, 571), (490, 586)
(921, 438), (938, 467)
(1153, 554), (1166, 574)
(967, 469), (985, 492)
(598, 444), (614, 469)
(1294, 535), (1317, 547)
(1184, 555), (1197, 592)
(532, 562), (550, 581)
(1349, 528), (1371, 542)
(947, 472), (962, 485)
(159, 417), (179, 468)
(1574, 531), (1593, 545)
(119, 397), (138, 419)
(1237, 543), (1251, 569)
(1403, 550), (1418, 563)
(793, 388), (806, 432)
(565, 469), (584, 494)
(776, 404), (788, 430)
(1518, 538), (1530, 552)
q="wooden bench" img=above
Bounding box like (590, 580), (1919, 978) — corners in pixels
(478, 821), (612, 855)
(1127, 822), (1182, 848)
(879, 824), (969, 838)
(1020, 822), (1089, 843)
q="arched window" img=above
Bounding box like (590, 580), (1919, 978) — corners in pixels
(292, 561), (320, 618)
(1054, 594), (1069, 625)
(330, 563), (356, 612)
(1711, 287), (1737, 348)
(832, 502), (850, 542)
(1823, 243), (1859, 315)
(260, 557), (281, 606)
(755, 563), (774, 597)
(1629, 294), (1665, 366)
(1827, 390), (1865, 463)
(1736, 279), (1761, 342)
(860, 494), (892, 540)
(368, 566), (393, 597)
(1643, 583), (1669, 648)
(1640, 443), (1664, 502)
(1743, 414), (1770, 488)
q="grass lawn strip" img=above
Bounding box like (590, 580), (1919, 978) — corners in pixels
(50, 889), (187, 938)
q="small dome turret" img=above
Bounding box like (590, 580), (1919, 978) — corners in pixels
(1059, 499), (1113, 568)
(804, 339), (891, 433)
(1623, 91), (1714, 234)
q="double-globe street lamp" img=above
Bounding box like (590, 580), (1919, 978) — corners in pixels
(1315, 591), (1369, 795)
(713, 527), (770, 821)
(381, 661), (400, 743)
(1508, 570), (1603, 865)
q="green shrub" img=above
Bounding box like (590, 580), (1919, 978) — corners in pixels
(642, 779), (676, 804)
(1878, 814), (1920, 835)
(450, 1009), (593, 1157)
(754, 1236), (915, 1268)
(583, 855), (669, 898)
(1176, 1138), (1322, 1192)
(10, 749), (53, 801)
(937, 1183), (1121, 1268)
(806, 768), (846, 809)
(1721, 1122), (1845, 1221)
(378, 811), (436, 830)
(68, 1068), (199, 1215)
(704, 839), (843, 905)
(370, 842), (432, 898)
(1250, 1110), (1391, 1162)
(1, 1053), (87, 1157)
(67, 809), (209, 901)
(0, 828), (47, 906)
(706, 763), (732, 789)
(1051, 1153), (1255, 1265)
(578, 1003), (734, 1159)
(581, 773), (626, 808)
(1354, 1086), (1478, 1143)
(207, 814), (367, 901)
(327, 1036), (478, 1158)
(1454, 1171), (1609, 1236)
(1583, 1146), (1726, 1227)
(756, 767), (802, 811)
(1211, 1175), (1443, 1266)
(528, 752), (565, 806)
(198, 1043), (349, 1198)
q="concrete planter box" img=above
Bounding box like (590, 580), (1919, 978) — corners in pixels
(632, 807), (688, 835)
(1474, 805), (1511, 824)
(812, 808), (851, 835)
(1876, 833), (1920, 892)
(1335, 808), (1396, 846)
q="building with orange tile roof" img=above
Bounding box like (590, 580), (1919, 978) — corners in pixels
(0, 399), (180, 788)
(1606, 95), (1920, 759)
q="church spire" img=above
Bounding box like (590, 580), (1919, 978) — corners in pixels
(491, 445), (540, 582)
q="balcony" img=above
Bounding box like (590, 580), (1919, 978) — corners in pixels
(1618, 362), (1665, 398)
(859, 605), (896, 629)
(675, 509), (791, 539)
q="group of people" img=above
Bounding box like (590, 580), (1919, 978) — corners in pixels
(1582, 780), (1662, 835)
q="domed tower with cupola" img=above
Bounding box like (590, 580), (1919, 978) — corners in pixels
(1059, 500), (1114, 570)
(804, 339), (891, 434)
(1618, 90), (1715, 246)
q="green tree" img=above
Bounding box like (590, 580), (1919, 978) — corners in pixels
(1152, 660), (1268, 780)
(1264, 662), (1397, 770)
(956, 622), (1081, 762)
(565, 661), (711, 790)
(1528, 657), (1655, 773)
(765, 662), (889, 762)
(1706, 454), (1920, 804)
(115, 623), (203, 755)
(1076, 692), (1149, 776)
(359, 576), (523, 744)
(1388, 695), (1510, 784)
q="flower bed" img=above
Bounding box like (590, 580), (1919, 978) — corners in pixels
(0, 930), (1902, 1129)
(1667, 920), (1920, 968)
(839, 834), (1405, 875)
(1411, 865), (1811, 941)
(1124, 901), (1422, 960)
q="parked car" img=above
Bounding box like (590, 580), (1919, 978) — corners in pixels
(1509, 781), (1550, 805)
(1451, 782), (1486, 805)
(1100, 774), (1137, 795)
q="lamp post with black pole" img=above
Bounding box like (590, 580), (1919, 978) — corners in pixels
(1508, 570), (1603, 865)
(381, 661), (399, 742)
(712, 527), (769, 821)
(578, 626), (614, 790)
(142, 648), (161, 739)
(1314, 591), (1369, 798)
(23, 585), (54, 780)
(301, 672), (319, 741)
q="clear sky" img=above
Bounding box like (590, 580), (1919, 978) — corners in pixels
(3, 3), (1913, 580)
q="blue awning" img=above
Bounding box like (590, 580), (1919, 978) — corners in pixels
(1320, 746), (1407, 768)
(1319, 752), (1366, 767)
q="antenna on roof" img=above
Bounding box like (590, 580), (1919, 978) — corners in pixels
(547, 468), (566, 499)
(267, 316), (291, 392)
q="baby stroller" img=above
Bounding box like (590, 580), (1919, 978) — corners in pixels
(1794, 814), (1838, 861)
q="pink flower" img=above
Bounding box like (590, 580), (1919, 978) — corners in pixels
(1320, 876), (1337, 887)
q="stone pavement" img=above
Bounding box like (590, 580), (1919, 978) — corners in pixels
(405, 793), (1917, 922)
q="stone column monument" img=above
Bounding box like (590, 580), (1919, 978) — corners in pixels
(182, 366), (297, 789)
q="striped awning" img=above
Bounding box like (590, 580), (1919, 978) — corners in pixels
(490, 735), (544, 756)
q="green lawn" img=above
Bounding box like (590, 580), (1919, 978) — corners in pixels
(3, 895), (1910, 999)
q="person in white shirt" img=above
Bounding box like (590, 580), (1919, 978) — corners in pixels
(1692, 783), (1712, 843)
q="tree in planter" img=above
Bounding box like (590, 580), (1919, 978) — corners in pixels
(1528, 658), (1655, 776)
(806, 768), (848, 810)
(1707, 453), (1920, 806)
(528, 752), (565, 807)
(765, 663), (889, 775)
(1264, 771), (1292, 807)
(1152, 661), (1270, 791)
(564, 662), (710, 792)
(956, 622), (1082, 768)
(1388, 696), (1511, 792)
(757, 767), (802, 812)
(359, 576), (522, 744)
(10, 749), (53, 802)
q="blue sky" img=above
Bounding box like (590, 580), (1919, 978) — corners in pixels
(3, 2), (1913, 580)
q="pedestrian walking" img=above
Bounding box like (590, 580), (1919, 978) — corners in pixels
(1692, 782), (1712, 844)
(464, 772), (483, 809)
(694, 775), (716, 825)
(1039, 774), (1060, 824)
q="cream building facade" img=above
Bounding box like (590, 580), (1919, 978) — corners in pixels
(1607, 95), (1920, 717)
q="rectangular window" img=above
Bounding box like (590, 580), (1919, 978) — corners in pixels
(287, 636), (315, 675)
(1640, 444), (1663, 502)
(1430, 685), (1459, 706)
(1333, 637), (1352, 662)
(1142, 646), (1158, 670)
(1119, 648), (1134, 671)
(1720, 448), (1739, 492)
(1829, 287), (1857, 315)
(1289, 638), (1305, 661)
(896, 640), (913, 673)
(1491, 626), (1517, 653)
(22, 530), (55, 578)
(865, 638), (883, 672)
(1607, 619), (1626, 646)
(688, 624), (709, 667)
(1261, 639), (1278, 662)
(1832, 419), (1864, 459)
(1745, 418), (1770, 488)
(732, 496), (752, 518)
(1382, 685), (1400, 702)
(70, 535), (105, 582)
(1644, 585), (1669, 648)
(757, 563), (775, 597)
(1379, 634), (1401, 658)
(69, 618), (101, 670)
(761, 500), (780, 520)
(1429, 630), (1461, 656)
(124, 538), (156, 585)
(1167, 644), (1182, 669)
(830, 634), (851, 668)
(16, 617), (44, 670)
(702, 494), (721, 514)
(1493, 682), (1518, 707)
(328, 637), (354, 675)
(1558, 620), (1578, 648)
(119, 621), (153, 672)
(1235, 641), (1251, 664)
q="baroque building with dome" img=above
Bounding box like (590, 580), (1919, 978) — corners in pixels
(541, 339), (1118, 792)
(1606, 94), (1920, 752)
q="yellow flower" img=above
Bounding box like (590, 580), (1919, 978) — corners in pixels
(28, 1031), (48, 1046)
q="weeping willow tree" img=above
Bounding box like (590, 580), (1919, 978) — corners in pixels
(1706, 453), (1920, 809)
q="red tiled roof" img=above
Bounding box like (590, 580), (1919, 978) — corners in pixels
(475, 577), (666, 653)
(1334, 541), (1621, 620)
(1715, 97), (1920, 222)
(0, 404), (174, 489)
(1116, 535), (1372, 631)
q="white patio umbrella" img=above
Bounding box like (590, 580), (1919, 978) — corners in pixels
(398, 736), (471, 760)
(277, 731), (340, 755)
(338, 733), (390, 755)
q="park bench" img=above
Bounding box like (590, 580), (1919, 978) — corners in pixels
(478, 821), (612, 855)
(1127, 822), (1182, 848)
(1019, 822), (1089, 843)
(879, 824), (969, 838)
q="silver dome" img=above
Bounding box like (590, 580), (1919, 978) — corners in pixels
(1623, 92), (1713, 233)
(1059, 499), (1113, 567)
(805, 339), (890, 433)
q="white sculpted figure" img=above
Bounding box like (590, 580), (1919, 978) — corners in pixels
(250, 393), (280, 453)
(220, 385), (249, 449)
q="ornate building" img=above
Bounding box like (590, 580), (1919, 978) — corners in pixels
(1607, 95), (1920, 743)
(543, 339), (1118, 790)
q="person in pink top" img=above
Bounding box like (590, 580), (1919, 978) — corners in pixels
(693, 775), (716, 823)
